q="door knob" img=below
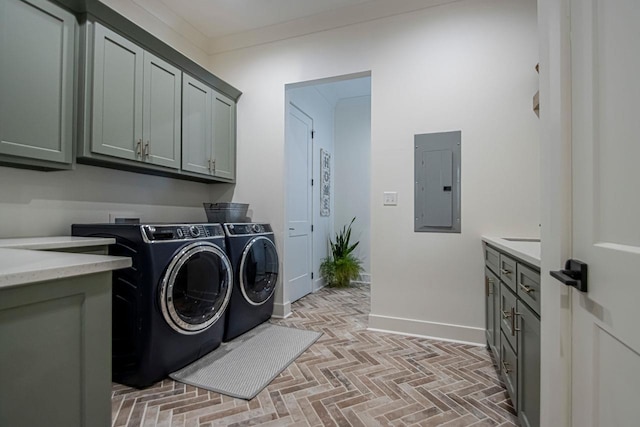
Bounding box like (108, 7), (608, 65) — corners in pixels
(550, 259), (588, 292)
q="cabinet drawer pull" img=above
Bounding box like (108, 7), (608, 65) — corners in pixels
(501, 268), (512, 276)
(519, 283), (535, 294)
(502, 310), (511, 319)
(502, 361), (511, 374)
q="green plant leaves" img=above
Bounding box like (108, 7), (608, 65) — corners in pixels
(320, 217), (363, 287)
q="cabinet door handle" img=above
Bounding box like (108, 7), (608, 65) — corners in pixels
(485, 277), (493, 296)
(211, 159), (216, 174)
(501, 309), (511, 319)
(208, 158), (212, 172)
(501, 268), (512, 276)
(135, 139), (142, 157)
(511, 308), (521, 336)
(144, 141), (150, 159)
(502, 360), (511, 374)
(519, 283), (535, 294)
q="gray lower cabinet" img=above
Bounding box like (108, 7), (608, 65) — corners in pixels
(89, 22), (180, 169)
(517, 300), (541, 427)
(0, 273), (112, 427)
(182, 73), (236, 181)
(0, 0), (75, 170)
(483, 242), (540, 427)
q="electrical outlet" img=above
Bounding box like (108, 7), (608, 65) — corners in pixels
(383, 192), (398, 206)
(109, 212), (139, 224)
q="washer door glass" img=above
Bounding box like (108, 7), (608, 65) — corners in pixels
(240, 236), (279, 306)
(160, 242), (232, 334)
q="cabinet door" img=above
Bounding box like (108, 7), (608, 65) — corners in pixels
(212, 90), (236, 180)
(485, 267), (500, 361)
(142, 51), (181, 169)
(500, 331), (518, 410)
(182, 74), (212, 175)
(92, 22), (143, 161)
(492, 272), (501, 363)
(517, 301), (540, 427)
(0, 0), (74, 165)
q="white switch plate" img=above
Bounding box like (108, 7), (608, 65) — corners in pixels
(383, 192), (398, 206)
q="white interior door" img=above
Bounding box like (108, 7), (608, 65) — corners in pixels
(286, 103), (313, 303)
(568, 1), (640, 425)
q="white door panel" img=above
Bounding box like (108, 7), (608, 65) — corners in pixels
(569, 0), (640, 425)
(286, 103), (313, 303)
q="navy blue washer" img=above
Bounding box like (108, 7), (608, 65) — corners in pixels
(223, 223), (279, 341)
(72, 223), (233, 388)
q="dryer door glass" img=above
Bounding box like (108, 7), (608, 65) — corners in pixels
(239, 236), (279, 306)
(160, 242), (232, 334)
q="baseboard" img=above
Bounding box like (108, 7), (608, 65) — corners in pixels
(313, 279), (326, 293)
(352, 273), (371, 284)
(367, 314), (485, 346)
(271, 301), (292, 319)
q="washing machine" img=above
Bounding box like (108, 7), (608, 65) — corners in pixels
(223, 223), (279, 341)
(71, 223), (233, 388)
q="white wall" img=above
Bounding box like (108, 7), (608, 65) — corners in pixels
(210, 0), (540, 343)
(99, 0), (210, 67)
(0, 164), (234, 238)
(334, 96), (372, 277)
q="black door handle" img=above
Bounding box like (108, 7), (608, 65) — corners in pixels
(550, 259), (588, 292)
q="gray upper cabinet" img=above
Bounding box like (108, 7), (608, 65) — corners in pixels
(182, 74), (212, 175)
(212, 91), (236, 180)
(142, 51), (181, 168)
(182, 73), (236, 181)
(91, 23), (143, 161)
(0, 0), (75, 169)
(90, 23), (180, 169)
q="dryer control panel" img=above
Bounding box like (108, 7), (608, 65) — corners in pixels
(224, 223), (273, 236)
(142, 224), (224, 242)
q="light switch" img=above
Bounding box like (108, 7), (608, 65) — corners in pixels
(383, 192), (398, 206)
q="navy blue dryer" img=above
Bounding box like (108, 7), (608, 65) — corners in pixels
(223, 223), (279, 341)
(71, 223), (233, 388)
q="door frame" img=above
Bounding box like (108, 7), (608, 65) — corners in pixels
(538, 0), (573, 424)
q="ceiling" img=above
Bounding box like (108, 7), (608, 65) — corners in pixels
(129, 0), (458, 54)
(151, 0), (377, 39)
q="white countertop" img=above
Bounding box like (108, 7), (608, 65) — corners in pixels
(0, 236), (115, 250)
(0, 247), (130, 290)
(482, 236), (541, 267)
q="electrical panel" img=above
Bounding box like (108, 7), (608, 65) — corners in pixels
(414, 131), (461, 233)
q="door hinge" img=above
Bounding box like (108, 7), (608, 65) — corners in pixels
(311, 130), (315, 139)
(311, 224), (314, 232)
(311, 272), (314, 279)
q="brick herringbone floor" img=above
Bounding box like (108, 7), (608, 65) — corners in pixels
(112, 284), (518, 426)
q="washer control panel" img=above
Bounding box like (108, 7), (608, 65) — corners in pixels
(224, 223), (273, 236)
(142, 223), (224, 242)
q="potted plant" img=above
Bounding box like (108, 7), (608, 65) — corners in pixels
(320, 217), (363, 288)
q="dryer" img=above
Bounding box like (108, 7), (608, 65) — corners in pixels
(72, 223), (233, 388)
(223, 223), (279, 341)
